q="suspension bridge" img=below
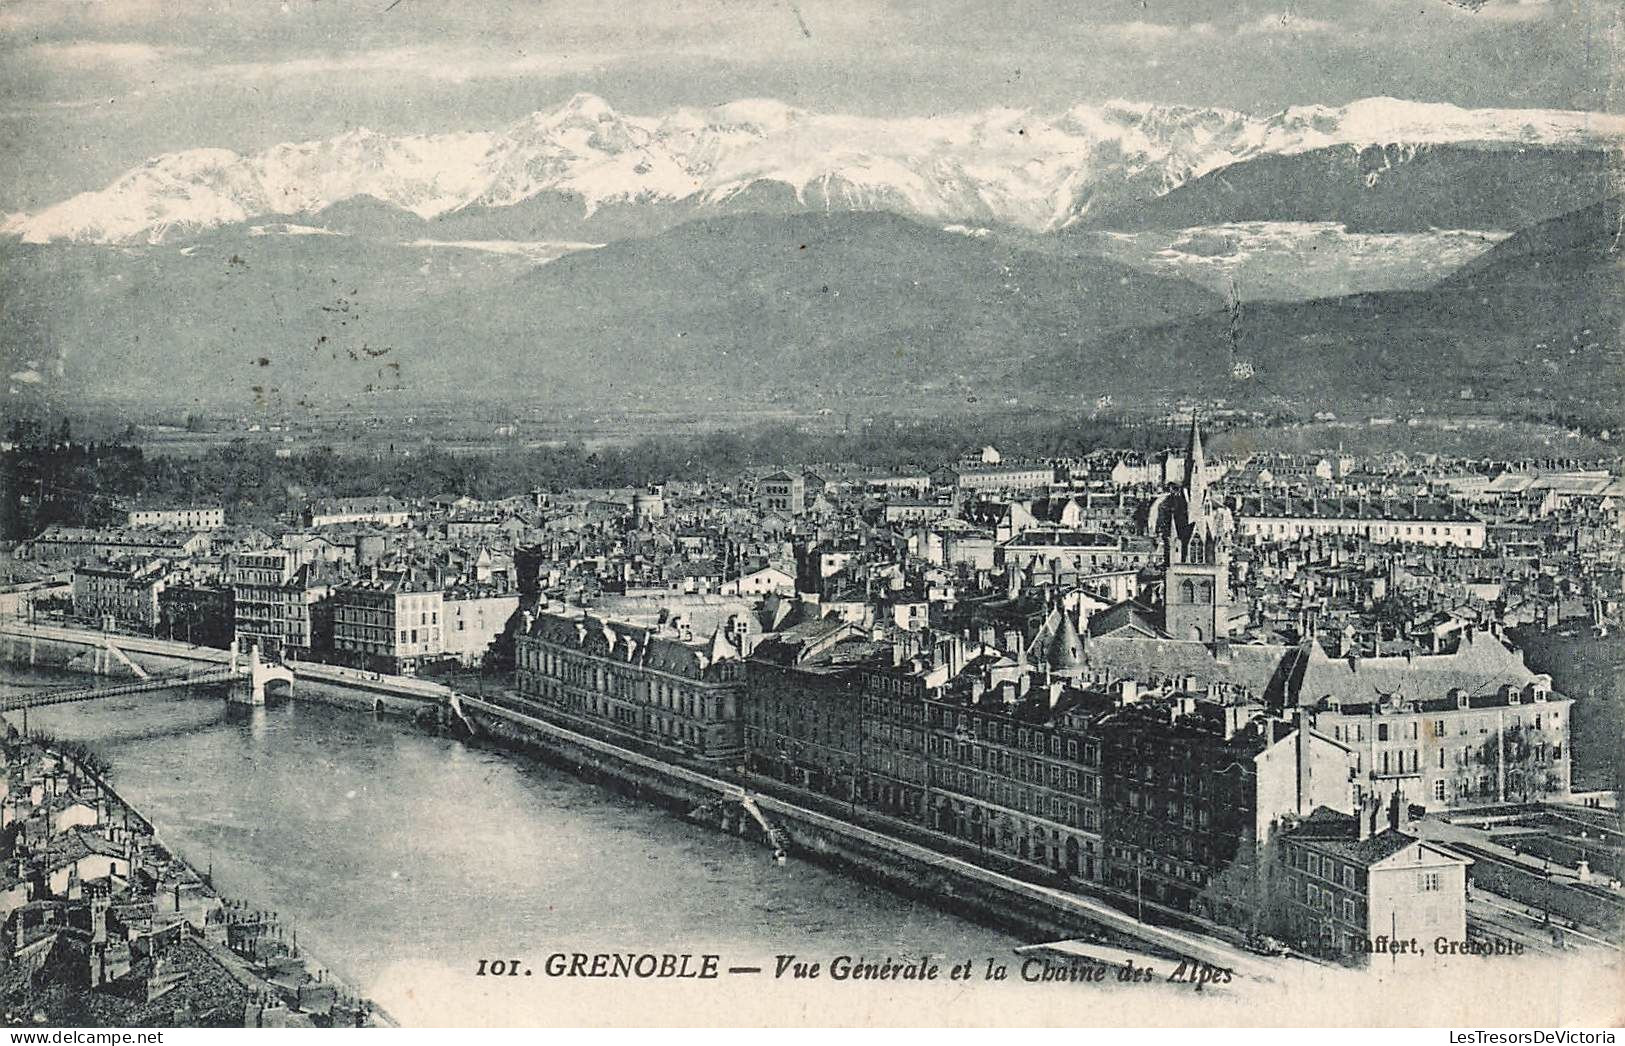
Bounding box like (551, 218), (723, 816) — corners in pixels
(0, 642), (294, 713)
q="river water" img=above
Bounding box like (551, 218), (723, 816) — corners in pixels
(3, 665), (1241, 1026)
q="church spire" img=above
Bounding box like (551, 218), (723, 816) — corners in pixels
(1183, 412), (1207, 522)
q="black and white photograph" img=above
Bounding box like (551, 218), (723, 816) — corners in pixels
(0, 0), (1620, 1031)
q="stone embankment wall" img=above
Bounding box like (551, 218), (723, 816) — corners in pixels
(0, 622), (1270, 976)
(458, 696), (1275, 972)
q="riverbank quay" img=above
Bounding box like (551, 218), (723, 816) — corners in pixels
(0, 621), (1282, 979)
(453, 690), (1283, 982)
(0, 727), (386, 1027)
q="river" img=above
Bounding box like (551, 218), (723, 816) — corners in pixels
(1, 665), (1228, 1026)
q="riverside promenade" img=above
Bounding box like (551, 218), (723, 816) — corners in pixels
(1, 619), (1284, 982)
(455, 691), (1285, 982)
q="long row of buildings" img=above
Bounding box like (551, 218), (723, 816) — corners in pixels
(501, 425), (1579, 958)
(231, 548), (517, 673)
(509, 591), (1499, 956)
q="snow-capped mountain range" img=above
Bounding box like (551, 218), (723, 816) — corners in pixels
(7, 93), (1625, 244)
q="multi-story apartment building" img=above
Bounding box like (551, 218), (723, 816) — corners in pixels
(743, 615), (1113, 882)
(862, 472), (933, 497)
(1096, 698), (1356, 930)
(881, 500), (955, 525)
(744, 618), (874, 798)
(856, 650), (936, 823)
(1107, 451), (1226, 489)
(1276, 801), (1470, 961)
(514, 608), (749, 762)
(442, 582), (520, 666)
(1298, 631), (1570, 812)
(31, 526), (209, 564)
(280, 565), (336, 658)
(125, 505), (225, 530)
(231, 549), (297, 658)
(71, 560), (170, 631)
(1234, 495), (1487, 549)
(917, 670), (1110, 881)
(445, 515), (523, 546)
(935, 462), (1056, 494)
(996, 531), (1151, 574)
(331, 574), (443, 673)
(303, 497), (411, 528)
(231, 549), (334, 660)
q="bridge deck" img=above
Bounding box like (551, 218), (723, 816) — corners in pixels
(0, 668), (237, 712)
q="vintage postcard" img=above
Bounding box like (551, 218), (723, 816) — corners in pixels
(0, 0), (1620, 1032)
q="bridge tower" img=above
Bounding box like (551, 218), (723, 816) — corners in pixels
(230, 643), (294, 706)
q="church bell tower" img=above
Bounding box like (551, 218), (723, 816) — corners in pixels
(1162, 414), (1231, 643)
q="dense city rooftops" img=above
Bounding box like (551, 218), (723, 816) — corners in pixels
(1235, 495), (1480, 523)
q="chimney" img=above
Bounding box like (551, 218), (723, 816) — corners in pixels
(1223, 702), (1248, 740)
(90, 885), (108, 945)
(1358, 796), (1375, 840)
(1388, 788), (1403, 833)
(1294, 708), (1314, 815)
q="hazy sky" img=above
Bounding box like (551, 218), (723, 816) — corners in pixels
(1, 0), (1619, 211)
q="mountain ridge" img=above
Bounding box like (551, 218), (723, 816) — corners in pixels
(8, 94), (1624, 245)
(1024, 197), (1625, 418)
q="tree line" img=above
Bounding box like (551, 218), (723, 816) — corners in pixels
(1, 411), (1174, 538)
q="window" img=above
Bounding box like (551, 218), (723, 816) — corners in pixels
(1343, 899), (1357, 924)
(1419, 871), (1441, 892)
(1378, 724), (1389, 742)
(1434, 780), (1446, 802)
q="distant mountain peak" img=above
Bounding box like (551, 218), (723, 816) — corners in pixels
(9, 96), (1625, 244)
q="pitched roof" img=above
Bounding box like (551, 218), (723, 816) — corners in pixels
(1289, 628), (1546, 707)
(1284, 808), (1431, 865)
